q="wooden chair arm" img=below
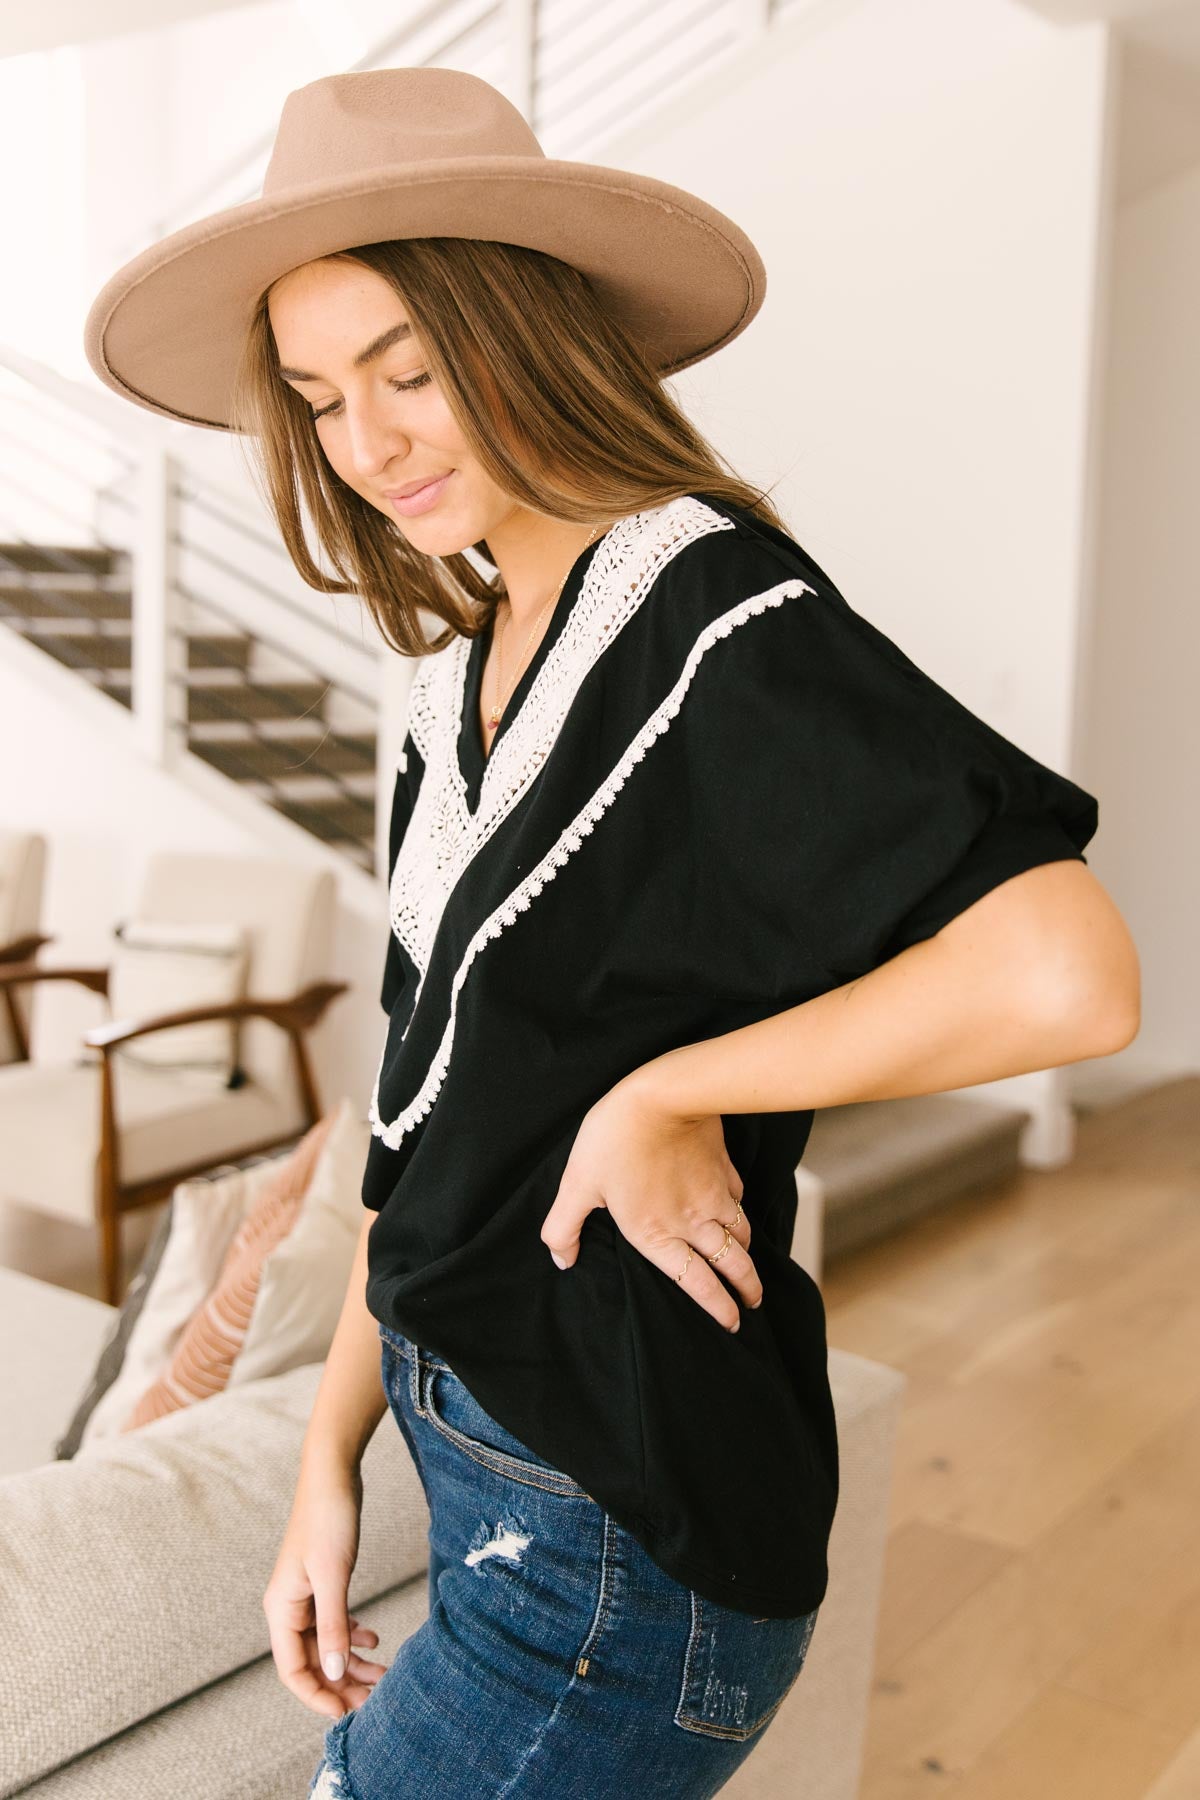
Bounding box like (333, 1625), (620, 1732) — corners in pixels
(0, 933), (55, 964)
(0, 961), (109, 998)
(81, 980), (349, 1052)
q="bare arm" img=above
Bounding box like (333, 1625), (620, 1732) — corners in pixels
(626, 860), (1141, 1118)
(263, 1208), (391, 1719)
(300, 1210), (389, 1477)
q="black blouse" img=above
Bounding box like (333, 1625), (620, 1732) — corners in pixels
(362, 491), (1098, 1619)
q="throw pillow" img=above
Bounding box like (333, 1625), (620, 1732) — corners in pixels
(120, 1108), (338, 1430)
(53, 1193), (176, 1459)
(74, 1146), (298, 1454)
(107, 918), (248, 1089)
(231, 1096), (371, 1385)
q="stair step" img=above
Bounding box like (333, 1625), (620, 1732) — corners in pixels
(187, 634), (253, 670)
(102, 676), (331, 722)
(270, 792), (376, 841)
(189, 731), (375, 780)
(0, 581), (133, 621)
(186, 680), (332, 723)
(0, 542), (126, 577)
(18, 629), (131, 671)
(77, 668), (135, 712)
(240, 770), (375, 802)
(804, 1092), (1031, 1261)
(7, 623), (263, 675)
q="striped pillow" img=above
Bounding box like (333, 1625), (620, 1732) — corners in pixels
(120, 1110), (337, 1430)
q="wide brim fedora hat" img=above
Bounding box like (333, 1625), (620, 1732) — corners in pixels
(82, 65), (768, 435)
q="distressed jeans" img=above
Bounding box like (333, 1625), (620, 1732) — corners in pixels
(308, 1322), (820, 1799)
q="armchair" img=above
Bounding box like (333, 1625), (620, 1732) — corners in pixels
(0, 828), (48, 1064)
(0, 849), (347, 1306)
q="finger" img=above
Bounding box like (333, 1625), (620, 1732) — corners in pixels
(691, 1213), (764, 1312)
(540, 1181), (601, 1273)
(347, 1648), (389, 1679)
(311, 1572), (354, 1684)
(264, 1593), (347, 1720)
(304, 1637), (387, 1717)
(663, 1235), (743, 1332)
(721, 1194), (751, 1252)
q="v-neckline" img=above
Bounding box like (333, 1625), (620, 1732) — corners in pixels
(455, 527), (612, 814)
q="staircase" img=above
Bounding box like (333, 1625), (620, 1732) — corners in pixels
(806, 1091), (1035, 1263)
(0, 540), (379, 872)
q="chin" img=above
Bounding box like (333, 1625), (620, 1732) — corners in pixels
(393, 517), (477, 556)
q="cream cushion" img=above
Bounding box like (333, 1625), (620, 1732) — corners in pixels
(0, 829), (45, 1067)
(106, 918), (248, 1089)
(0, 1058), (309, 1224)
(0, 1358), (430, 1798)
(232, 1096), (371, 1386)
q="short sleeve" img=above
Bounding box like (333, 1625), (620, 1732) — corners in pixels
(684, 579), (1098, 995)
(380, 729), (425, 1015)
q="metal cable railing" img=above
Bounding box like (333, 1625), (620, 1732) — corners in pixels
(162, 651), (377, 864)
(0, 514), (381, 865)
(0, 534), (135, 699)
(167, 585), (378, 829)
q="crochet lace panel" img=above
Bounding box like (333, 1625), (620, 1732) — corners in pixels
(389, 495), (732, 980)
(369, 494), (816, 1149)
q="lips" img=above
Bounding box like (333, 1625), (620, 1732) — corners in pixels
(385, 473), (452, 499)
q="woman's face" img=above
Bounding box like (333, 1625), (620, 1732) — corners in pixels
(268, 256), (507, 556)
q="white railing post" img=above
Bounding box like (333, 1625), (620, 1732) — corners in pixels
(508, 0), (536, 119)
(131, 443), (186, 766)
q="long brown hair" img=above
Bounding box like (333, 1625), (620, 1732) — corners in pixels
(228, 237), (791, 659)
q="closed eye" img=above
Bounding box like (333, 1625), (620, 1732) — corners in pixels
(309, 372), (432, 422)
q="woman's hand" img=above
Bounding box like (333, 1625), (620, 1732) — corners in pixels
(263, 1455), (389, 1719)
(540, 1074), (762, 1333)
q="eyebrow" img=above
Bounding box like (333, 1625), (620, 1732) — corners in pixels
(277, 320), (413, 383)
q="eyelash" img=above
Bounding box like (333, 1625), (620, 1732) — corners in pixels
(308, 372), (432, 422)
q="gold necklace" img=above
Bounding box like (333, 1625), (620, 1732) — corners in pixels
(486, 521), (608, 730)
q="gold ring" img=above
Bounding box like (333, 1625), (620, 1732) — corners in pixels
(705, 1226), (734, 1266)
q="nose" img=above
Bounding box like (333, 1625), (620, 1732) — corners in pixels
(343, 402), (409, 478)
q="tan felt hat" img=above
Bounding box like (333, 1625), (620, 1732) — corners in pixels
(82, 65), (768, 435)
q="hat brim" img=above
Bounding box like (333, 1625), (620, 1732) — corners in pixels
(83, 157), (767, 432)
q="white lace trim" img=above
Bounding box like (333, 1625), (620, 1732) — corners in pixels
(389, 495), (735, 996)
(369, 571), (817, 1150)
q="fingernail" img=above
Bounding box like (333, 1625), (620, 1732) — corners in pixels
(323, 1651), (345, 1680)
(729, 1318), (740, 1332)
(551, 1253), (568, 1270)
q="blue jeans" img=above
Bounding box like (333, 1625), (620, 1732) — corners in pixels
(307, 1322), (820, 1799)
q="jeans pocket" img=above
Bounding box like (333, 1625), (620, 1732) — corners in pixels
(421, 1362), (592, 1500)
(674, 1592), (819, 1741)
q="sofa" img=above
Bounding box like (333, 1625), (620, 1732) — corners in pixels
(0, 1174), (904, 1798)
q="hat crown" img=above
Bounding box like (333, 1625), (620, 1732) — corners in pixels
(263, 67), (544, 197)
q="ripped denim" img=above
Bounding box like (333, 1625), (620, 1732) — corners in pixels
(307, 1324), (819, 1800)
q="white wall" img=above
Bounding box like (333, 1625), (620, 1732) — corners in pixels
(1081, 90), (1200, 1072)
(615, 0), (1109, 768)
(597, 0), (1123, 1135)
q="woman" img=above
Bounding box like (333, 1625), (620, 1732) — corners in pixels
(84, 66), (1140, 1800)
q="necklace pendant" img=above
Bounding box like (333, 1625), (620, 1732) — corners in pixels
(487, 709), (502, 728)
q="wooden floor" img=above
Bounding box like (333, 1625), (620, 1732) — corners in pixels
(822, 1076), (1200, 1800)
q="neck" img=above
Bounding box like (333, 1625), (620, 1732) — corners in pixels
(486, 511), (613, 633)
